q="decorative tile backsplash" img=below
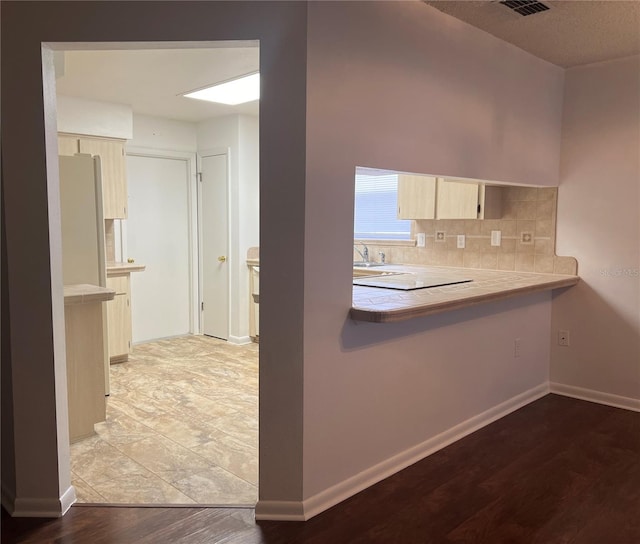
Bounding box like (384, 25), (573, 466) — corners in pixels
(357, 186), (577, 275)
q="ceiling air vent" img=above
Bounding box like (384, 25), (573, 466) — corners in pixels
(499, 0), (550, 16)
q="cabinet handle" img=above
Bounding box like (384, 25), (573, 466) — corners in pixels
(218, 256), (227, 262)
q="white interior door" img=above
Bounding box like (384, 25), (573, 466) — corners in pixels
(127, 154), (191, 343)
(201, 153), (229, 340)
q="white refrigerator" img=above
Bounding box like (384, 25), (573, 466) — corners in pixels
(59, 153), (110, 393)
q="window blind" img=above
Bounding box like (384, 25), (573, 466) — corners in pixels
(354, 173), (411, 240)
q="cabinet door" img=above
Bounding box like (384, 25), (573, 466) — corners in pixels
(397, 175), (437, 219)
(58, 134), (79, 156)
(436, 179), (479, 219)
(106, 275), (132, 362)
(79, 137), (128, 219)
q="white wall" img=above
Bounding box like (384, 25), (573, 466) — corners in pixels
(3, 1), (308, 515)
(57, 95), (133, 139)
(238, 115), (260, 332)
(197, 114), (259, 343)
(5, 0), (591, 521)
(57, 101), (258, 344)
(197, 114), (239, 151)
(129, 113), (197, 152)
(128, 113), (258, 343)
(552, 56), (640, 402)
(301, 1), (564, 506)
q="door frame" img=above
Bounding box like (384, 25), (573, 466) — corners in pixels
(197, 147), (231, 337)
(125, 147), (200, 335)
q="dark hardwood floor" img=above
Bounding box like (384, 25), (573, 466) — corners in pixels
(2, 394), (639, 543)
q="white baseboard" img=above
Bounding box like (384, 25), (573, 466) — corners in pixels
(60, 485), (77, 515)
(550, 382), (640, 412)
(256, 382), (549, 521)
(1, 482), (16, 515)
(255, 499), (306, 521)
(228, 335), (251, 346)
(10, 485), (76, 518)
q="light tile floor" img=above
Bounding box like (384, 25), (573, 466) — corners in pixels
(71, 335), (258, 506)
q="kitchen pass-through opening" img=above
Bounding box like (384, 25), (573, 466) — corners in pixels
(47, 40), (260, 508)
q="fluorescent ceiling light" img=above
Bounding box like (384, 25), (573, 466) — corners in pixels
(183, 73), (259, 105)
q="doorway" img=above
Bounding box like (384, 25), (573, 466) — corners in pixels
(2, 1), (312, 519)
(200, 151), (230, 340)
(52, 44), (259, 507)
(127, 152), (194, 341)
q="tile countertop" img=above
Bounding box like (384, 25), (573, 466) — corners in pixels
(64, 284), (115, 305)
(351, 264), (579, 323)
(106, 262), (147, 274)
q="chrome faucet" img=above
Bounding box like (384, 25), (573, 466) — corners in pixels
(354, 242), (369, 263)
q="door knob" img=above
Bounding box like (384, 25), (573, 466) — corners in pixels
(218, 256), (227, 262)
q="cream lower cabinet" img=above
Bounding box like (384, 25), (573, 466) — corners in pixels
(64, 286), (113, 443)
(249, 265), (259, 341)
(106, 274), (132, 362)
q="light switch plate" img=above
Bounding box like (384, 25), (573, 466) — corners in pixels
(491, 230), (502, 246)
(457, 235), (465, 249)
(416, 233), (426, 247)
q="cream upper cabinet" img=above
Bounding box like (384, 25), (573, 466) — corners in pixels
(58, 134), (80, 156)
(79, 137), (128, 219)
(58, 133), (128, 219)
(435, 179), (480, 219)
(397, 175), (437, 219)
(397, 175), (503, 220)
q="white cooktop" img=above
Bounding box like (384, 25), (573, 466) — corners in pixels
(353, 273), (473, 291)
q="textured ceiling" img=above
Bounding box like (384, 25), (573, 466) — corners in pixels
(55, 47), (259, 123)
(425, 1), (640, 67)
(54, 4), (639, 122)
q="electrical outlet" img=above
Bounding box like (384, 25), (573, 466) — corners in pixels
(457, 235), (466, 249)
(558, 330), (570, 346)
(514, 338), (521, 358)
(435, 231), (446, 242)
(416, 232), (426, 247)
(491, 230), (502, 247)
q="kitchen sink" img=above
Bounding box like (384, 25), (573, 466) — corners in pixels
(353, 268), (402, 278)
(353, 262), (387, 268)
